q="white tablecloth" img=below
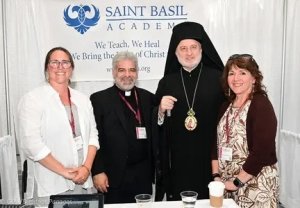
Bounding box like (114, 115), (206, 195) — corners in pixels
(105, 199), (239, 208)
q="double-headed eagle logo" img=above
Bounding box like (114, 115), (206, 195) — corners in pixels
(63, 4), (100, 35)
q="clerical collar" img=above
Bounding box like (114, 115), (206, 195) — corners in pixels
(114, 84), (134, 97)
(182, 63), (199, 73)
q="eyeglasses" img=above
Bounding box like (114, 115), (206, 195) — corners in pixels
(49, 60), (72, 69)
(228, 54), (253, 60)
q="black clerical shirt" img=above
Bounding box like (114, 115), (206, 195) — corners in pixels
(114, 85), (148, 165)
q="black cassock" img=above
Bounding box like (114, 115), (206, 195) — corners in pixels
(153, 63), (225, 201)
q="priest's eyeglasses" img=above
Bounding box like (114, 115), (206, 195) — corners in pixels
(228, 54), (253, 60)
(49, 60), (72, 69)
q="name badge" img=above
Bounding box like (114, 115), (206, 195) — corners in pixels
(136, 127), (147, 139)
(74, 135), (83, 150)
(219, 146), (233, 161)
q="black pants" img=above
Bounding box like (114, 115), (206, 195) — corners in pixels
(104, 160), (152, 204)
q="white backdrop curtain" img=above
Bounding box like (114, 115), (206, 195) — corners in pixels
(279, 0), (300, 207)
(0, 0), (299, 207)
(0, 135), (21, 204)
(4, 0), (284, 161)
(0, 0), (8, 138)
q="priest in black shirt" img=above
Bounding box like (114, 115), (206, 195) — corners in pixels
(90, 51), (156, 204)
(154, 21), (225, 201)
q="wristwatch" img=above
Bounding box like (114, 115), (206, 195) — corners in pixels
(233, 177), (244, 188)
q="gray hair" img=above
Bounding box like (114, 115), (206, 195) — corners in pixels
(112, 51), (138, 70)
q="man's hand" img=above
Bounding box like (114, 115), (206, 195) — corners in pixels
(159, 96), (177, 116)
(93, 173), (109, 193)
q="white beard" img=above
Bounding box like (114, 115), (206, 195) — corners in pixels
(115, 77), (136, 91)
(177, 54), (202, 70)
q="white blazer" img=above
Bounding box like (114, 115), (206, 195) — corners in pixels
(18, 84), (99, 198)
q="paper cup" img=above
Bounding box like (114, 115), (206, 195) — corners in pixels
(208, 181), (225, 207)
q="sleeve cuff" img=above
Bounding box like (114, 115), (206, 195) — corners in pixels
(33, 146), (51, 161)
(242, 159), (262, 177)
(89, 139), (100, 150)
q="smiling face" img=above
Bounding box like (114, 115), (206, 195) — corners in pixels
(175, 39), (202, 71)
(113, 59), (138, 91)
(227, 65), (256, 97)
(47, 50), (73, 86)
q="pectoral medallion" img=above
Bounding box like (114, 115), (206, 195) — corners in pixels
(184, 108), (197, 131)
(180, 63), (203, 132)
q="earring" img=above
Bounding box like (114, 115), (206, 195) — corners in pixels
(228, 88), (231, 96)
(252, 84), (255, 93)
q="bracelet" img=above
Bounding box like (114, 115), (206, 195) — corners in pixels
(212, 173), (221, 179)
(82, 164), (91, 174)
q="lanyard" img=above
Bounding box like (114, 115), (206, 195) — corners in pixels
(67, 89), (76, 137)
(225, 99), (249, 143)
(118, 89), (141, 125)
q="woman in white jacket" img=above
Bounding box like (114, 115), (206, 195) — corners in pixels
(18, 47), (99, 206)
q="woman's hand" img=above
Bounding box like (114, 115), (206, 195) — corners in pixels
(61, 168), (78, 180)
(214, 177), (222, 182)
(70, 166), (90, 184)
(224, 181), (238, 191)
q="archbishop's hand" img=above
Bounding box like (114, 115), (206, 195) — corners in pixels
(159, 96), (177, 116)
(93, 173), (109, 193)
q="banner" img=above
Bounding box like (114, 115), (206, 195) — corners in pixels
(38, 0), (197, 81)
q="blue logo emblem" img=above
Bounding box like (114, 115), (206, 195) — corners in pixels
(63, 4), (100, 34)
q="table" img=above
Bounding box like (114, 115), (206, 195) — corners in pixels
(105, 199), (239, 208)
